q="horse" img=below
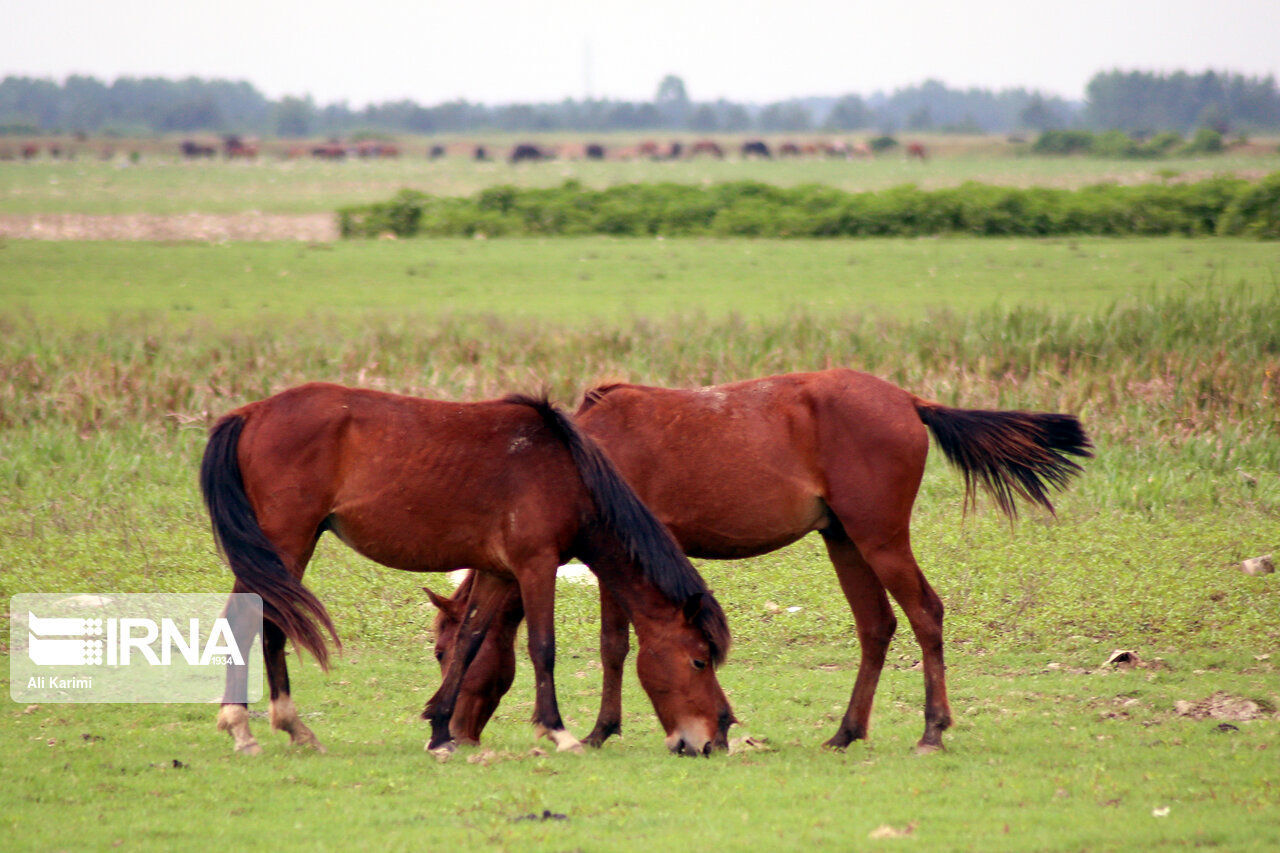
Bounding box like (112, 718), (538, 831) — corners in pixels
(199, 382), (734, 757)
(431, 369), (1091, 753)
(906, 142), (928, 161)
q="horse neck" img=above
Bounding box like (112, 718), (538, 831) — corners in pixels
(580, 545), (684, 641)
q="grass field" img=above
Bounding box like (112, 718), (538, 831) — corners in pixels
(2, 138), (1279, 215)
(2, 157), (1279, 849)
(4, 237), (1279, 327)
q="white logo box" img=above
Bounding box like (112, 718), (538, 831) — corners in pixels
(11, 593), (263, 703)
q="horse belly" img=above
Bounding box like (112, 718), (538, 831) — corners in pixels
(655, 476), (827, 559)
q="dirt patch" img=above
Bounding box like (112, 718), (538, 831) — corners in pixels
(1173, 691), (1274, 722)
(0, 212), (338, 242)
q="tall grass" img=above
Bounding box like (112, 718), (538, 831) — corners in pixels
(4, 286), (1275, 444)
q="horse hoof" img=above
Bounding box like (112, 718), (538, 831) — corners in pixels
(544, 728), (583, 753)
(427, 739), (456, 759)
(235, 741), (262, 756)
(822, 731), (859, 751)
(914, 741), (944, 755)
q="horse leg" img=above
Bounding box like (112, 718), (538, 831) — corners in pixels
(423, 571), (509, 753)
(819, 529), (897, 749)
(217, 584), (264, 755)
(583, 584), (629, 747)
(519, 557), (583, 753)
(855, 533), (951, 753)
(218, 520), (322, 754)
(264, 620), (324, 751)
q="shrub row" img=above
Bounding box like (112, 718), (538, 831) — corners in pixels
(1031, 127), (1226, 158)
(339, 173), (1280, 240)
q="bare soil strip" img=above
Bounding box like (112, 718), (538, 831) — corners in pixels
(0, 213), (338, 242)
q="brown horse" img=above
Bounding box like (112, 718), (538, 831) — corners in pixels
(432, 369), (1091, 752)
(199, 382), (734, 756)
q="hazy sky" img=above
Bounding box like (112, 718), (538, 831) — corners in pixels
(5, 0), (1279, 106)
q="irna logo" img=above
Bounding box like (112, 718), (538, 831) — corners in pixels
(26, 612), (246, 667)
(11, 593), (263, 704)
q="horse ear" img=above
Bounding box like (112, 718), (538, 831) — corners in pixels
(423, 587), (453, 614)
(682, 592), (705, 623)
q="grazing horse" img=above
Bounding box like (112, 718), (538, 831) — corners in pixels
(906, 142), (928, 161)
(200, 383), (734, 757)
(432, 369), (1091, 753)
(690, 139), (725, 158)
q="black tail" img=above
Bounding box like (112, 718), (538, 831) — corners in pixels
(506, 394), (730, 668)
(914, 401), (1093, 518)
(199, 414), (339, 669)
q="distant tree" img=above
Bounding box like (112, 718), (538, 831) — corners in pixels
(716, 101), (752, 132)
(690, 104), (719, 132)
(655, 75), (689, 106)
(1019, 94), (1062, 131)
(162, 95), (222, 132)
(758, 101), (812, 132)
(274, 95), (315, 137)
(906, 106), (933, 130)
(655, 74), (690, 128)
(823, 94), (871, 130)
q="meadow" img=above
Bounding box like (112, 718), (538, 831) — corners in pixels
(2, 133), (1279, 216)
(1, 146), (1279, 849)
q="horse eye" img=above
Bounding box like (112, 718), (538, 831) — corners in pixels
(691, 658), (707, 671)
(434, 650), (444, 662)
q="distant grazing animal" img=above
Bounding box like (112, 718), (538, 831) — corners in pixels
(509, 143), (552, 163)
(430, 370), (1091, 753)
(585, 143), (606, 160)
(355, 141), (399, 158)
(180, 140), (217, 159)
(741, 139), (771, 159)
(201, 384), (735, 757)
(311, 141), (347, 160)
(428, 144), (446, 159)
(223, 135), (259, 159)
(778, 141), (802, 157)
(689, 139), (724, 158)
(473, 145), (490, 161)
(906, 142), (928, 161)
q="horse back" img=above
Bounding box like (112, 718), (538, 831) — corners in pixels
(575, 371), (930, 553)
(230, 383), (590, 573)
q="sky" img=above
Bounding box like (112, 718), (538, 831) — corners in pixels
(4, 0), (1279, 107)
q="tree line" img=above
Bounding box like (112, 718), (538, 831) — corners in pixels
(1, 70), (1276, 137)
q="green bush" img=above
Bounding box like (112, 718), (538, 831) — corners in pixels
(338, 173), (1280, 240)
(1031, 130), (1094, 155)
(1217, 171), (1280, 239)
(1180, 127), (1225, 155)
(1034, 128), (1227, 160)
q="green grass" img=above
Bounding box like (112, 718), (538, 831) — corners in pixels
(4, 237), (1279, 328)
(2, 649), (1277, 851)
(3, 148), (1280, 215)
(2, 235), (1278, 849)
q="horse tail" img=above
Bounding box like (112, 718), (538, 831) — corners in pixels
(200, 413), (339, 669)
(913, 400), (1093, 519)
(506, 394), (730, 668)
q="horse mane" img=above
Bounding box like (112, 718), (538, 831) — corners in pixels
(503, 393), (730, 667)
(576, 383), (628, 414)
